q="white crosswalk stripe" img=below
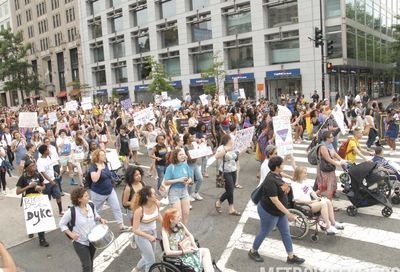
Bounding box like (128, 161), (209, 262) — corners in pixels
(217, 134), (400, 271)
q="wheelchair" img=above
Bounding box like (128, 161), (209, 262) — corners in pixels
(149, 239), (222, 272)
(287, 190), (326, 242)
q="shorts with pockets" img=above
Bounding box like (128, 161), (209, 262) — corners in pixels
(168, 187), (190, 204)
(45, 183), (62, 199)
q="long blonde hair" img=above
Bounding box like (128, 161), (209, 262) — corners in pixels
(293, 166), (307, 182)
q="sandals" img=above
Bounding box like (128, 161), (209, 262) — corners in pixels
(215, 201), (222, 213)
(229, 210), (241, 216)
(235, 184), (243, 189)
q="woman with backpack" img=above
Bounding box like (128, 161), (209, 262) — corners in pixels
(59, 187), (108, 272)
(122, 166), (145, 248)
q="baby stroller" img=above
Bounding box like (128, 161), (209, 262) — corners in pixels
(376, 159), (400, 205)
(339, 161), (393, 217)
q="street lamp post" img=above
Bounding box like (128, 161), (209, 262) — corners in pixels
(319, 0), (325, 100)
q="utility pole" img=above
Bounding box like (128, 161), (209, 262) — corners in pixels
(319, 0), (325, 100)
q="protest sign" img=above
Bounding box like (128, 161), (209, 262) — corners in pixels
(129, 138), (139, 149)
(218, 95), (226, 106)
(161, 92), (168, 100)
(121, 98), (132, 110)
(66, 101), (78, 111)
(239, 89), (246, 99)
(37, 100), (47, 108)
(82, 96), (93, 104)
(23, 194), (57, 235)
(19, 112), (39, 128)
(277, 105), (292, 117)
(273, 116), (294, 156)
(105, 149), (122, 170)
(81, 101), (93, 111)
(161, 99), (181, 109)
(188, 146), (213, 159)
(176, 118), (189, 133)
(48, 112), (57, 124)
(133, 107), (155, 126)
(233, 127), (255, 151)
(45, 97), (58, 106)
(331, 109), (346, 135)
(199, 94), (208, 105)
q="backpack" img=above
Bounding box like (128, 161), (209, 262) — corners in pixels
(66, 202), (95, 239)
(338, 139), (352, 159)
(307, 144), (322, 165)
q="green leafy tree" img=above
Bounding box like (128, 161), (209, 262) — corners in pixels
(67, 81), (91, 101)
(146, 56), (175, 94)
(201, 53), (225, 97)
(0, 29), (41, 98)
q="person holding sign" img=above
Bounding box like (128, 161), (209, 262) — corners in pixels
(59, 187), (108, 272)
(57, 129), (77, 186)
(127, 119), (140, 165)
(116, 125), (131, 169)
(71, 131), (89, 187)
(16, 159), (49, 247)
(11, 131), (26, 167)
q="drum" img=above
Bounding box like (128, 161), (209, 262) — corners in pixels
(88, 224), (114, 249)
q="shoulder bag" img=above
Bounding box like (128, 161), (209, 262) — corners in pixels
(216, 155), (225, 188)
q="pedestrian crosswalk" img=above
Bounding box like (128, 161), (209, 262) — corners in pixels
(217, 136), (400, 271)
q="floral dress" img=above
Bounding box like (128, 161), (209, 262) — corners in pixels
(167, 228), (202, 272)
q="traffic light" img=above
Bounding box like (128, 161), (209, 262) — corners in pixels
(326, 62), (333, 72)
(327, 40), (334, 56)
(315, 28), (323, 48)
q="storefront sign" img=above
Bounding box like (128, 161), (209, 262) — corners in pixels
(265, 69), (300, 78)
(96, 89), (108, 95)
(169, 80), (182, 87)
(135, 84), (149, 91)
(226, 73), (254, 81)
(114, 86), (129, 94)
(190, 78), (215, 85)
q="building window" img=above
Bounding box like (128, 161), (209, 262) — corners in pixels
(160, 51), (181, 77)
(373, 0), (380, 31)
(54, 32), (63, 46)
(109, 10), (124, 33)
(40, 38), (49, 51)
(66, 7), (75, 23)
(89, 17), (102, 39)
(51, 0), (59, 10)
(36, 2), (46, 17)
(53, 13), (61, 28)
(223, 3), (251, 35)
(189, 45), (213, 74)
(374, 37), (381, 63)
(133, 58), (151, 81)
(346, 26), (356, 59)
(16, 14), (22, 27)
(159, 0), (176, 19)
(188, 13), (212, 42)
(357, 29), (366, 61)
(38, 19), (48, 34)
(70, 48), (79, 82)
(326, 0), (340, 18)
(26, 9), (32, 22)
(264, 0), (298, 28)
(130, 1), (147, 27)
(224, 38), (254, 69)
(110, 35), (125, 59)
(91, 41), (104, 62)
(57, 52), (66, 91)
(355, 0), (365, 25)
(14, 0), (20, 10)
(326, 26), (342, 58)
(90, 0), (102, 16)
(132, 29), (150, 54)
(346, 0), (355, 19)
(158, 21), (178, 48)
(68, 27), (77, 42)
(25, 0), (31, 3)
(93, 65), (107, 86)
(47, 60), (53, 83)
(112, 61), (128, 83)
(190, 0), (209, 10)
(266, 31), (300, 64)
(28, 25), (34, 38)
(109, 0), (124, 8)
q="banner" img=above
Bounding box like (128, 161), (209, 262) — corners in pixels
(19, 112), (39, 128)
(133, 107), (155, 126)
(48, 112), (58, 124)
(45, 97), (58, 106)
(66, 101), (78, 111)
(188, 146), (213, 159)
(121, 98), (132, 110)
(233, 127), (255, 151)
(273, 116), (293, 156)
(129, 138), (139, 149)
(23, 195), (57, 235)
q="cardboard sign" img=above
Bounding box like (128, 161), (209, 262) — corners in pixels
(37, 100), (47, 108)
(48, 112), (58, 125)
(133, 107), (155, 126)
(106, 148), (122, 170)
(188, 146), (213, 159)
(66, 101), (78, 111)
(121, 98), (132, 110)
(233, 127), (255, 151)
(129, 138), (139, 149)
(45, 97), (58, 106)
(23, 195), (57, 235)
(19, 112), (39, 128)
(273, 116), (294, 156)
(218, 95), (226, 106)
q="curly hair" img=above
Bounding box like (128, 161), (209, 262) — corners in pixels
(131, 186), (153, 211)
(91, 149), (105, 164)
(70, 187), (88, 206)
(125, 166), (144, 185)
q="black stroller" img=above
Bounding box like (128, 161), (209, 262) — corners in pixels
(339, 161), (393, 217)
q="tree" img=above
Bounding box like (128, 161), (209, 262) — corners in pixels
(0, 29), (41, 97)
(146, 56), (175, 94)
(201, 53), (225, 97)
(67, 81), (91, 101)
(391, 16), (400, 72)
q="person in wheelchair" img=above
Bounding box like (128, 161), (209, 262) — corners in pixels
(292, 166), (344, 235)
(161, 208), (215, 272)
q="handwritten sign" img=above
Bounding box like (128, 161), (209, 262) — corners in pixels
(161, 99), (181, 109)
(239, 88), (246, 99)
(273, 116), (294, 156)
(66, 101), (78, 111)
(218, 95), (226, 106)
(129, 138), (139, 149)
(188, 146), (213, 159)
(161, 92), (168, 100)
(106, 148), (122, 170)
(81, 101), (93, 111)
(45, 97), (58, 106)
(133, 107), (155, 126)
(37, 100), (47, 108)
(121, 98), (132, 110)
(199, 94), (208, 105)
(48, 112), (57, 124)
(19, 112), (39, 128)
(233, 127), (255, 151)
(23, 195), (56, 234)
(82, 96), (92, 104)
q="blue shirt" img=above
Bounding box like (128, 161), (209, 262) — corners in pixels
(89, 163), (113, 195)
(164, 163), (193, 189)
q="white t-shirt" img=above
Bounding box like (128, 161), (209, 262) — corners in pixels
(56, 137), (72, 156)
(72, 142), (85, 160)
(48, 145), (59, 166)
(291, 182), (313, 202)
(259, 159), (270, 186)
(37, 156), (55, 183)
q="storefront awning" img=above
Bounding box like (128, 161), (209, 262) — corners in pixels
(169, 80), (182, 88)
(265, 69), (301, 79)
(225, 73), (254, 81)
(96, 89), (108, 95)
(69, 89), (81, 97)
(189, 78), (215, 86)
(135, 84), (149, 91)
(57, 91), (67, 98)
(114, 86), (129, 94)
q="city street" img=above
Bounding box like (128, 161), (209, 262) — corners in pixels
(2, 134), (400, 272)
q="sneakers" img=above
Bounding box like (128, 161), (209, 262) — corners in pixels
(39, 239), (49, 247)
(120, 225), (132, 232)
(287, 255), (305, 264)
(326, 226), (339, 235)
(130, 239), (137, 249)
(189, 195), (196, 202)
(248, 249), (264, 262)
(193, 193), (203, 201)
(334, 222), (344, 230)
